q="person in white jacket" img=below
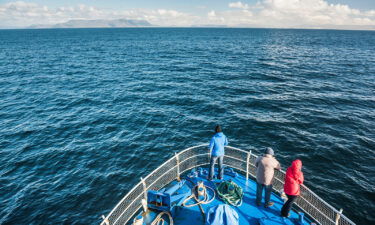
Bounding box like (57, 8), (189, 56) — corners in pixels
(255, 147), (281, 207)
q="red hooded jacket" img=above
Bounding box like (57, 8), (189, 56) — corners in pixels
(284, 159), (304, 196)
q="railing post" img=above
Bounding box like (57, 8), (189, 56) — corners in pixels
(175, 152), (180, 180)
(141, 177), (147, 201)
(335, 208), (343, 225)
(101, 215), (109, 225)
(140, 177), (148, 212)
(246, 150), (251, 180)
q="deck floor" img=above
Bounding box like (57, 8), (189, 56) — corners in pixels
(142, 168), (312, 225)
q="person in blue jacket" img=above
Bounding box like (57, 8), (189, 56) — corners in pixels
(208, 125), (228, 180)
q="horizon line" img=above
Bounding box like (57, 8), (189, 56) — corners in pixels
(1, 26), (375, 32)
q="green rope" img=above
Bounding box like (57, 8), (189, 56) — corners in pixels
(216, 180), (243, 207)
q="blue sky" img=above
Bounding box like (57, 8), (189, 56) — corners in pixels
(0, 0), (375, 29)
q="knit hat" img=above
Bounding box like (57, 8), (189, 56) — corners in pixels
(265, 147), (274, 156)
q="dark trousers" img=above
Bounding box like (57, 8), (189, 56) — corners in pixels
(256, 182), (272, 206)
(208, 156), (223, 180)
(281, 194), (298, 217)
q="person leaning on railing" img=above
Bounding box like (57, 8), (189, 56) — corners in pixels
(208, 125), (228, 181)
(255, 147), (281, 207)
(281, 159), (304, 217)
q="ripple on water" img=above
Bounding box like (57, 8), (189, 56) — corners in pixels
(0, 28), (374, 225)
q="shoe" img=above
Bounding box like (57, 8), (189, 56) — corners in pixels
(265, 202), (274, 208)
(281, 213), (290, 218)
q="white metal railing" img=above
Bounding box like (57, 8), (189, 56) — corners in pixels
(100, 145), (356, 225)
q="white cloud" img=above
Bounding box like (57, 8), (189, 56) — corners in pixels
(119, 9), (196, 26)
(222, 0), (375, 29)
(207, 9), (253, 26)
(207, 10), (216, 17)
(0, 0), (374, 29)
(0, 1), (109, 27)
(229, 1), (249, 10)
(0, 1), (197, 27)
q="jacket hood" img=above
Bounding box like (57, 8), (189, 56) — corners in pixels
(215, 132), (224, 137)
(291, 159), (302, 172)
(284, 159), (304, 195)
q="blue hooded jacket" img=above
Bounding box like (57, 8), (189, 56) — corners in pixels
(209, 132), (228, 157)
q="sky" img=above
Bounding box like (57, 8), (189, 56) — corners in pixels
(0, 0), (375, 29)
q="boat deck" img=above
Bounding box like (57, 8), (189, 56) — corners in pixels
(140, 167), (313, 225)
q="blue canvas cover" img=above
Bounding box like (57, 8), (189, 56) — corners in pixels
(206, 204), (239, 225)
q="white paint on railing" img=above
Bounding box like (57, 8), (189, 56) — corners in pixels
(141, 177), (147, 201)
(335, 209), (343, 225)
(101, 215), (109, 225)
(100, 144), (355, 225)
(175, 152), (180, 180)
(246, 150), (251, 180)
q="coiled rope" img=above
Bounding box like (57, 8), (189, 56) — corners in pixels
(216, 180), (243, 207)
(150, 211), (174, 225)
(182, 181), (215, 207)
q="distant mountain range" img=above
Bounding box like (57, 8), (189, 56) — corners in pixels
(24, 19), (375, 30)
(29, 19), (153, 29)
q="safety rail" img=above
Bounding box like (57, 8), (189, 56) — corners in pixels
(100, 145), (355, 225)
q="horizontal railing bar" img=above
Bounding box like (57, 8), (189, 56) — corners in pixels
(111, 155), (250, 225)
(225, 146), (251, 154)
(100, 182), (142, 225)
(112, 145), (209, 224)
(301, 183), (352, 219)
(113, 163), (180, 225)
(297, 195), (335, 224)
(103, 144), (206, 224)
(112, 183), (143, 225)
(120, 205), (142, 225)
(178, 152), (248, 167)
(101, 145), (355, 225)
(198, 163), (331, 225)
(223, 154), (248, 162)
(113, 161), (325, 225)
(243, 152), (354, 225)
(114, 165), (328, 225)
(176, 143), (207, 156)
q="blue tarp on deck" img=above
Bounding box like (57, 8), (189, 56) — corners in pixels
(206, 204), (239, 225)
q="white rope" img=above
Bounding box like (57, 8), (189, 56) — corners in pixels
(102, 144), (356, 225)
(150, 211), (174, 225)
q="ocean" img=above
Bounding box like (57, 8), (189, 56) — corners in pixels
(0, 28), (374, 224)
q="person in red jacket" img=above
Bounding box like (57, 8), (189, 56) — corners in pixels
(281, 159), (304, 217)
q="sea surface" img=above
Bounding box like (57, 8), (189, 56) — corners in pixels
(0, 28), (374, 225)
